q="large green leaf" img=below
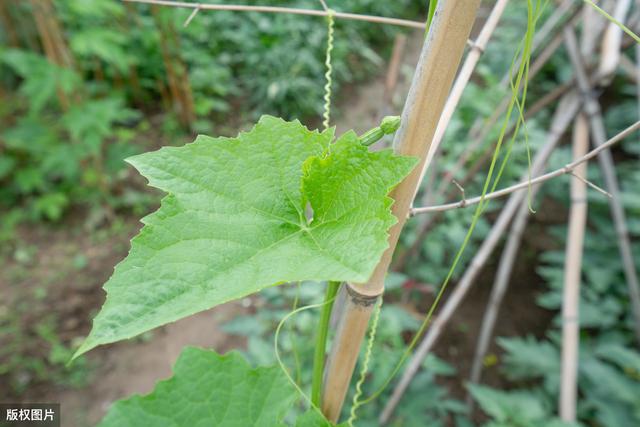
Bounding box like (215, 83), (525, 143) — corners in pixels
(76, 116), (416, 356)
(98, 346), (336, 427)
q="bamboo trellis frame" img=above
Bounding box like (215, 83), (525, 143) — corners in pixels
(69, 0), (640, 423)
(383, 3), (640, 419)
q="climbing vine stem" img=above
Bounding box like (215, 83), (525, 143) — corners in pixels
(311, 280), (341, 406)
(322, 8), (335, 130)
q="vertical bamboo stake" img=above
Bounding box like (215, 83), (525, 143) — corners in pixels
(564, 28), (640, 345)
(396, 0), (510, 267)
(320, 1), (482, 421)
(597, 0), (632, 82)
(379, 33), (407, 119)
(380, 94), (580, 423)
(420, 0), (510, 183)
(559, 113), (590, 422)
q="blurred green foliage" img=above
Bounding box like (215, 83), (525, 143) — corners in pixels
(0, 0), (420, 238)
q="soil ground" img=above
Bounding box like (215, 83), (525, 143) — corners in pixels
(1, 28), (559, 427)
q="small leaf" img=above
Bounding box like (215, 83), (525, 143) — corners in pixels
(98, 346), (335, 427)
(76, 116), (416, 356)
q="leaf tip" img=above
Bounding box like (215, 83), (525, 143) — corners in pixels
(69, 338), (95, 365)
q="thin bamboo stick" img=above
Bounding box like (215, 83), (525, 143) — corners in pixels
(380, 95), (581, 423)
(320, 1), (482, 421)
(123, 0), (426, 29)
(43, 1), (75, 71)
(408, 118), (640, 213)
(580, 0), (615, 57)
(597, 0), (632, 83)
(559, 112), (590, 422)
(564, 28), (640, 345)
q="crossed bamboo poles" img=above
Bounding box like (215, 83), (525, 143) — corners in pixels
(382, 1), (640, 423)
(120, 0), (640, 424)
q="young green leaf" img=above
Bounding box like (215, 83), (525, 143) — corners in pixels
(98, 346), (337, 427)
(76, 116), (416, 356)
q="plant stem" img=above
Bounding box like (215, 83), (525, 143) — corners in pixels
(311, 280), (340, 407)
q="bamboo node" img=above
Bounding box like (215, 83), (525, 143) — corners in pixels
(345, 283), (380, 307)
(466, 38), (486, 54)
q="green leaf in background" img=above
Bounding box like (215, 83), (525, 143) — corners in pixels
(468, 384), (579, 427)
(98, 346), (336, 427)
(76, 116), (416, 356)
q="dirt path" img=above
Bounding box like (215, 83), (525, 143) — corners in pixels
(55, 304), (246, 427)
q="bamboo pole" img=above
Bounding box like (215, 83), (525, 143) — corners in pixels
(123, 0), (426, 29)
(380, 94), (581, 423)
(406, 0), (511, 262)
(564, 28), (640, 345)
(418, 0), (511, 192)
(559, 112), (590, 422)
(320, 1), (482, 421)
(597, 0), (632, 83)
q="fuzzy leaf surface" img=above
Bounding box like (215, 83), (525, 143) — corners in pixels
(98, 346), (336, 427)
(77, 116), (416, 355)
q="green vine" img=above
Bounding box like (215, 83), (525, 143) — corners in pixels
(311, 280), (341, 407)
